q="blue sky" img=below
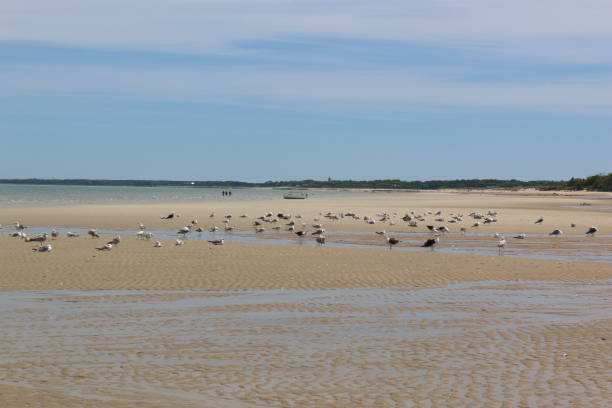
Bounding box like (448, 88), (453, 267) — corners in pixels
(1, 0), (611, 181)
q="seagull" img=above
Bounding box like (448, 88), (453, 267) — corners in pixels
(498, 237), (506, 254)
(175, 239), (184, 246)
(208, 239), (224, 245)
(51, 229), (59, 239)
(161, 212), (179, 220)
(549, 229), (563, 236)
(32, 244), (53, 252)
(421, 236), (439, 250)
(534, 217), (544, 224)
(209, 226), (220, 232)
(106, 236), (121, 246)
(67, 231), (80, 237)
(385, 235), (400, 249)
(315, 235), (326, 246)
(471, 222), (480, 228)
(138, 231), (153, 239)
(15, 222), (27, 231)
(225, 226), (235, 232)
(178, 226), (191, 236)
(88, 229), (100, 238)
(460, 227), (467, 235)
(25, 233), (48, 243)
(138, 222), (146, 230)
(312, 229), (325, 235)
(154, 241), (163, 247)
(375, 230), (386, 236)
(514, 234), (526, 239)
(295, 230), (308, 237)
(255, 227), (265, 233)
(437, 226), (450, 233)
(97, 243), (113, 251)
(585, 226), (598, 236)
(191, 219), (198, 225)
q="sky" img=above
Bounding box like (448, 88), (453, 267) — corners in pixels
(1, 0), (611, 182)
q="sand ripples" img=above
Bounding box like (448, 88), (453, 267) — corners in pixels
(1, 281), (610, 407)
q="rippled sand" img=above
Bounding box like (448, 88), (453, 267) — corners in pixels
(1, 282), (610, 407)
(1, 191), (611, 407)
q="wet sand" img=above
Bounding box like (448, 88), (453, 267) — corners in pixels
(1, 191), (612, 407)
(1, 283), (611, 407)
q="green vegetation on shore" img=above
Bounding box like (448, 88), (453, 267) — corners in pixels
(543, 173), (612, 192)
(1, 173), (610, 191)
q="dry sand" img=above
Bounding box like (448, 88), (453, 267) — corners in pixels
(2, 190), (612, 234)
(1, 191), (611, 407)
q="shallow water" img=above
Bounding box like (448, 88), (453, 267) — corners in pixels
(12, 225), (612, 263)
(0, 184), (356, 207)
(1, 281), (610, 407)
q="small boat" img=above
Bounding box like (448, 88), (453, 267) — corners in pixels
(283, 192), (308, 199)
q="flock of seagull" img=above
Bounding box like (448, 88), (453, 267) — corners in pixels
(3, 208), (600, 255)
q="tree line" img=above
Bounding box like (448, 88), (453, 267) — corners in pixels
(0, 174), (610, 191)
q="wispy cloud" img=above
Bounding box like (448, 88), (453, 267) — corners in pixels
(1, 0), (612, 115)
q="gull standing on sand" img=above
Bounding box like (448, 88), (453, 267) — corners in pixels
(422, 236), (440, 251)
(88, 229), (100, 238)
(154, 241), (163, 247)
(208, 239), (224, 245)
(32, 244), (53, 252)
(549, 229), (563, 236)
(175, 239), (184, 246)
(585, 226), (598, 236)
(97, 243), (113, 251)
(106, 236), (121, 246)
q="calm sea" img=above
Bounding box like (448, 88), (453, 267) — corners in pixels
(0, 184), (353, 207)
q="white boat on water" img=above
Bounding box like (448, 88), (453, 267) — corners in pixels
(283, 192), (308, 199)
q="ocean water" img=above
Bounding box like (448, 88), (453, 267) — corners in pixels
(0, 184), (351, 207)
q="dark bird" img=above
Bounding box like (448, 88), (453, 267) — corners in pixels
(385, 235), (400, 249)
(295, 230), (308, 237)
(585, 226), (598, 236)
(106, 236), (121, 246)
(421, 236), (439, 250)
(549, 229), (563, 236)
(161, 212), (179, 220)
(88, 229), (100, 238)
(25, 233), (48, 243)
(208, 239), (224, 245)
(315, 236), (326, 246)
(534, 217), (544, 224)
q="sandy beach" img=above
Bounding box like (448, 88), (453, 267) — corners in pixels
(1, 190), (611, 407)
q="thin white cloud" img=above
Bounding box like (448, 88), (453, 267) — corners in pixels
(2, 0), (612, 63)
